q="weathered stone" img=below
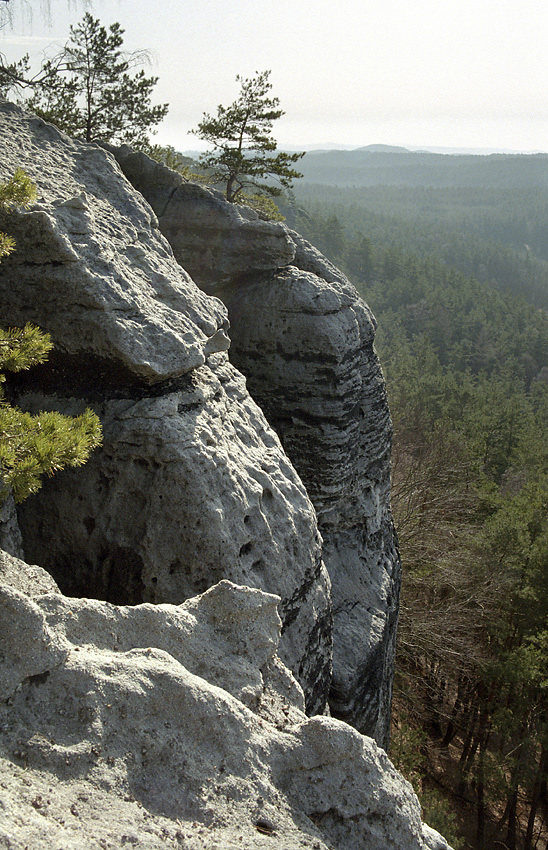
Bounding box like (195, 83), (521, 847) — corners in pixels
(0, 102), (229, 384)
(15, 355), (332, 715)
(112, 147), (401, 746)
(109, 146), (297, 293)
(0, 495), (24, 558)
(0, 105), (434, 848)
(0, 583), (67, 700)
(4, 578), (292, 711)
(218, 263), (400, 745)
(0, 565), (451, 850)
(0, 548), (60, 597)
(1, 102), (332, 714)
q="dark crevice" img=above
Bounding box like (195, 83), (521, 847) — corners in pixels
(280, 553), (325, 633)
(155, 183), (182, 221)
(4, 349), (204, 403)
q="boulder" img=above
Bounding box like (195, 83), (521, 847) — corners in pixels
(0, 103), (230, 385)
(0, 560), (452, 850)
(0, 548), (60, 598)
(0, 102), (332, 715)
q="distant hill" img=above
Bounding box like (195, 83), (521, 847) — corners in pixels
(298, 148), (548, 188)
(355, 144), (410, 153)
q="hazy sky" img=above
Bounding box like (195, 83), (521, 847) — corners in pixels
(2, 0), (548, 152)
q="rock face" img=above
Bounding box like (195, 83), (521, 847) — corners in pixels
(0, 102), (332, 715)
(0, 550), (452, 850)
(0, 103), (453, 850)
(105, 145), (297, 293)
(0, 496), (24, 559)
(220, 264), (399, 745)
(112, 148), (400, 745)
(0, 110), (229, 383)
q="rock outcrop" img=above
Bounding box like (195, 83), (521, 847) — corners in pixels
(0, 549), (451, 850)
(0, 101), (432, 848)
(0, 115), (229, 383)
(0, 102), (332, 715)
(105, 146), (297, 292)
(111, 148), (400, 745)
(221, 263), (399, 744)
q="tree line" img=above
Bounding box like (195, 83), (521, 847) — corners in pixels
(1, 13), (302, 208)
(294, 183), (548, 309)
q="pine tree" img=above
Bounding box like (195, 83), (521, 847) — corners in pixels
(346, 233), (375, 284)
(192, 70), (304, 204)
(9, 13), (169, 147)
(0, 167), (34, 259)
(0, 170), (102, 503)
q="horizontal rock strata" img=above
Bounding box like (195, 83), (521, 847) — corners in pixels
(112, 147), (401, 746)
(220, 262), (400, 745)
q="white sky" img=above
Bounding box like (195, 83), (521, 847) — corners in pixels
(2, 0), (548, 152)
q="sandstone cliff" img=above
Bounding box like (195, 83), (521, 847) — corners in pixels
(0, 102), (450, 849)
(110, 147), (400, 745)
(0, 102), (332, 716)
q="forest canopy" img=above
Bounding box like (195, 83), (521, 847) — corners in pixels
(293, 163), (548, 850)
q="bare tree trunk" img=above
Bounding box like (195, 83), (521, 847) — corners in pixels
(506, 783), (518, 850)
(476, 697), (491, 847)
(442, 677), (471, 748)
(525, 745), (548, 850)
(457, 701), (480, 797)
(477, 736), (486, 847)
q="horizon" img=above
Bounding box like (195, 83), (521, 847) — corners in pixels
(183, 142), (548, 157)
(3, 0), (548, 155)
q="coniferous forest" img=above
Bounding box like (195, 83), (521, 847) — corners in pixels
(292, 156), (548, 850)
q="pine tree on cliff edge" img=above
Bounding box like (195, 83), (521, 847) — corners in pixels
(1, 13), (168, 148)
(192, 70), (304, 204)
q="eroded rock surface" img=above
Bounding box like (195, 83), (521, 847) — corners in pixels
(221, 264), (399, 745)
(0, 102), (332, 714)
(112, 147), (400, 745)
(0, 105), (229, 383)
(0, 495), (24, 559)
(0, 556), (451, 850)
(0, 105), (454, 849)
(107, 145), (296, 293)
(16, 359), (331, 713)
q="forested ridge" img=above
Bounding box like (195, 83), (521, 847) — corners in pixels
(293, 163), (548, 849)
(298, 148), (548, 189)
